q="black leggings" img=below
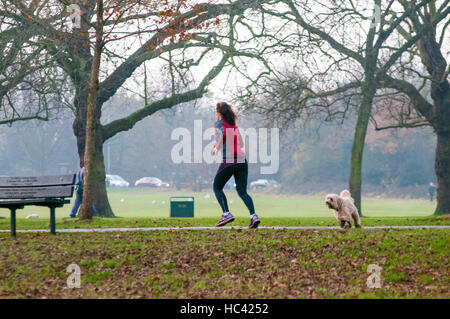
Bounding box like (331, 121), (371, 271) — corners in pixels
(213, 162), (255, 215)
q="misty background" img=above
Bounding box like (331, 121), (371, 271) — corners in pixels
(0, 91), (435, 198)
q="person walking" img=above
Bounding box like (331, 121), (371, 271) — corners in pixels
(212, 102), (260, 229)
(428, 182), (437, 202)
(70, 166), (98, 218)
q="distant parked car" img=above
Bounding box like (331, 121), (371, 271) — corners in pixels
(135, 177), (170, 188)
(267, 179), (280, 188)
(250, 179), (269, 189)
(105, 174), (130, 188)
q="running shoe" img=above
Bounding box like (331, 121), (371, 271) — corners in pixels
(215, 213), (235, 227)
(248, 214), (260, 229)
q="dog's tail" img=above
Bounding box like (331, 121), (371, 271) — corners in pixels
(340, 189), (354, 202)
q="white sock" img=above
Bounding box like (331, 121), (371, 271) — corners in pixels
(224, 211), (231, 216)
(250, 213), (256, 218)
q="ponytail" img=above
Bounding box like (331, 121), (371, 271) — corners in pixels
(216, 102), (237, 126)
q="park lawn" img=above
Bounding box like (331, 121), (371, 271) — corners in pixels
(0, 189), (437, 220)
(0, 228), (448, 298)
(0, 215), (449, 230)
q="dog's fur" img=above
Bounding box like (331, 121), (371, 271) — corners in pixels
(325, 190), (361, 229)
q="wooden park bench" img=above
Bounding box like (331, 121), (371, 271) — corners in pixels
(0, 175), (76, 237)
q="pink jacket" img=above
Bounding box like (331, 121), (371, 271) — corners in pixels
(214, 120), (245, 159)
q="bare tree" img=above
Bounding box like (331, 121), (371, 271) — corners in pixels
(239, 0), (449, 214)
(374, 0), (450, 214)
(0, 0), (271, 218)
(0, 0), (71, 124)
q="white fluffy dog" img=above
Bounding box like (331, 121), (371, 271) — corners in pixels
(325, 190), (361, 229)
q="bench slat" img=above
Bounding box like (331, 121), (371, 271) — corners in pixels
(0, 185), (74, 199)
(0, 198), (70, 208)
(0, 198), (70, 205)
(0, 175), (75, 187)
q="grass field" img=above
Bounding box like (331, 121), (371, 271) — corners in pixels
(0, 228), (448, 298)
(1, 188), (448, 299)
(0, 188), (438, 221)
(0, 188), (444, 230)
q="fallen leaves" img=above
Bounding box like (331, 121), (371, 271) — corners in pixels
(0, 229), (448, 299)
(274, 281), (287, 288)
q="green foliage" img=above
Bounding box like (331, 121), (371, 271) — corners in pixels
(85, 271), (113, 284)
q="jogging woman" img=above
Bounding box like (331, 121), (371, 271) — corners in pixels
(212, 102), (260, 229)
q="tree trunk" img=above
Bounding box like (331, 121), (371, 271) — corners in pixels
(80, 0), (105, 220)
(80, 67), (99, 219)
(73, 87), (114, 217)
(73, 90), (88, 167)
(348, 15), (378, 217)
(432, 82), (450, 215)
(90, 128), (115, 217)
(349, 84), (375, 216)
(413, 19), (450, 214)
(434, 131), (450, 215)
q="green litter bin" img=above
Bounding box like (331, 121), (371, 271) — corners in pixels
(170, 196), (194, 217)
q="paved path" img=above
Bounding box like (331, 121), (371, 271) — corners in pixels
(0, 225), (449, 233)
